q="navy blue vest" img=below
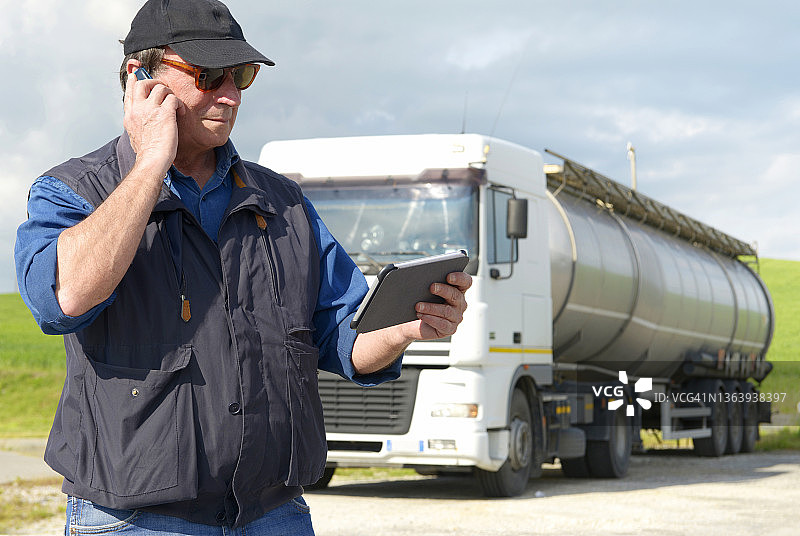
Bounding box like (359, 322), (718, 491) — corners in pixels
(43, 134), (325, 526)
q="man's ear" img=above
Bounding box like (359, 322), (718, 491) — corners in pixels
(126, 59), (143, 75)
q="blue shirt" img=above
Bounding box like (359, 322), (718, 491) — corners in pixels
(14, 140), (399, 386)
(166, 143), (236, 242)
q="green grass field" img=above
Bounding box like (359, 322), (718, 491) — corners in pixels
(0, 258), (798, 438)
(0, 294), (65, 437)
(758, 258), (800, 362)
(755, 258), (800, 417)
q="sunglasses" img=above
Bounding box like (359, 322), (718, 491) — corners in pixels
(160, 59), (260, 92)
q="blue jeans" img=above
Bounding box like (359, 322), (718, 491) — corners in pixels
(64, 496), (315, 535)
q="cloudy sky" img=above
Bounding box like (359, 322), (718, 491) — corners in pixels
(2, 0), (799, 293)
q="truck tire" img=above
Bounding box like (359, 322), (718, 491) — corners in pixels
(305, 467), (335, 491)
(475, 389), (532, 497)
(585, 408), (631, 478)
(693, 379), (728, 457)
(740, 382), (759, 453)
(724, 380), (743, 454)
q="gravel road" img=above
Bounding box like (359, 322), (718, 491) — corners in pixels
(16, 450), (800, 536)
(306, 451), (800, 536)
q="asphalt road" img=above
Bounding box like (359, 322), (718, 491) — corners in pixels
(0, 439), (58, 485)
(305, 451), (800, 536)
(14, 450), (800, 535)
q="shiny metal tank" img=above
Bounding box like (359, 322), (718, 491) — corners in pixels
(548, 191), (774, 379)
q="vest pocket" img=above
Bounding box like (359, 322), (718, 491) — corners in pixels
(76, 345), (197, 505)
(285, 329), (327, 486)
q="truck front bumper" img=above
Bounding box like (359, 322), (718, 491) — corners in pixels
(325, 428), (508, 472)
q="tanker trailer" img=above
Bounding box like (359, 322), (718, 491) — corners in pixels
(544, 150), (774, 478)
(258, 134), (774, 497)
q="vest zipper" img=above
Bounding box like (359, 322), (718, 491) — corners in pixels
(256, 215), (282, 307)
(228, 169), (281, 307)
(180, 270), (191, 322)
(160, 214), (190, 323)
(158, 224), (181, 291)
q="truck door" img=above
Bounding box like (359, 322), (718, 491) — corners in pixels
(486, 185), (552, 361)
(486, 186), (524, 351)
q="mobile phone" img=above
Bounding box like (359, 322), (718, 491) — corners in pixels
(134, 67), (152, 80)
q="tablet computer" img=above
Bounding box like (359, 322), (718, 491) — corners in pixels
(350, 250), (470, 333)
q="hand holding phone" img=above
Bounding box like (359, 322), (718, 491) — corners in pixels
(134, 67), (152, 80)
(125, 64), (180, 178)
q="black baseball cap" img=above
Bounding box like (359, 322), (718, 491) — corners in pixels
(123, 0), (274, 68)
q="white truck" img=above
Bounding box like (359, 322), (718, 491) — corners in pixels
(258, 134), (774, 496)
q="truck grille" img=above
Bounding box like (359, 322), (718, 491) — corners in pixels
(318, 368), (420, 435)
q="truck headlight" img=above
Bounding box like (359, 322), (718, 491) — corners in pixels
(430, 403), (479, 418)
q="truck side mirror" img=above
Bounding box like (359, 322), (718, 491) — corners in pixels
(507, 198), (528, 239)
(492, 197), (528, 281)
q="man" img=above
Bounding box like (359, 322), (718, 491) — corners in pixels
(13, 0), (471, 533)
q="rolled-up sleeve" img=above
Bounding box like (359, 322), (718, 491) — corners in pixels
(305, 198), (402, 386)
(14, 176), (116, 335)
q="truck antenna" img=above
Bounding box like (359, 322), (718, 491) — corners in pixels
(490, 36), (530, 138)
(461, 91), (469, 134)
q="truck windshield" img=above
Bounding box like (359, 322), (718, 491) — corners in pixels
(304, 182), (478, 273)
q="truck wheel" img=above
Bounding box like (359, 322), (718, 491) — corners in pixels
(740, 382), (759, 453)
(475, 389), (532, 497)
(724, 380), (743, 454)
(305, 467), (335, 491)
(585, 408), (631, 478)
(693, 380), (728, 457)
